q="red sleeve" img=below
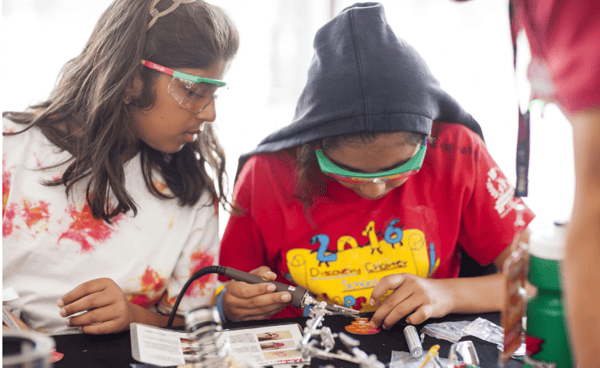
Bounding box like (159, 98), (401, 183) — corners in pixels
(218, 156), (268, 280)
(219, 153), (293, 281)
(456, 131), (535, 265)
(523, 0), (600, 113)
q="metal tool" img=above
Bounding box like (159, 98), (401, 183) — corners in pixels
(221, 267), (359, 316)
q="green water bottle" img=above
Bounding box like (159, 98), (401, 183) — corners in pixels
(525, 222), (573, 367)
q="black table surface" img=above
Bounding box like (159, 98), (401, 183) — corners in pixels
(51, 312), (524, 368)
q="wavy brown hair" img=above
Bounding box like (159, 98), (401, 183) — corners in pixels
(292, 131), (426, 213)
(3, 0), (239, 223)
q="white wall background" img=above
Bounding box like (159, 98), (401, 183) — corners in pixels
(2, 0), (575, 238)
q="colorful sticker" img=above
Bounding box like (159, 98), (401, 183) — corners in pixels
(345, 318), (381, 335)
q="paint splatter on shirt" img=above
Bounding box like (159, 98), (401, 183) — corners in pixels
(57, 204), (124, 252)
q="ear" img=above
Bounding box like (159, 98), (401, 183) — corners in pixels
(124, 73), (143, 103)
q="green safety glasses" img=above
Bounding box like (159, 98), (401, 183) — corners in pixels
(316, 138), (427, 185)
(141, 60), (226, 113)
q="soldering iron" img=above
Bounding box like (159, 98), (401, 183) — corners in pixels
(166, 265), (358, 327)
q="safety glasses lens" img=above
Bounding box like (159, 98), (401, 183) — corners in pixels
(168, 77), (223, 112)
(325, 170), (419, 185)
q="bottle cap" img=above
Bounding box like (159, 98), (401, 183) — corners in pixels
(528, 221), (567, 260)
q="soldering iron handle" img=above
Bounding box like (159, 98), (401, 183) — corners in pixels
(222, 267), (307, 309)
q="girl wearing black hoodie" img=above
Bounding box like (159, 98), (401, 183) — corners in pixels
(218, 2), (533, 329)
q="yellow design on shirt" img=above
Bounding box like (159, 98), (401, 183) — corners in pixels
(286, 227), (439, 312)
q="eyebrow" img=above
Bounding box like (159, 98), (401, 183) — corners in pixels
(327, 156), (413, 173)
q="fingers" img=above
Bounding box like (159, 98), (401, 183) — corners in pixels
(233, 303), (288, 321)
(370, 273), (437, 329)
(225, 284), (290, 314)
(405, 304), (434, 325)
(223, 278), (291, 321)
(78, 319), (125, 335)
(371, 292), (415, 329)
(58, 278), (112, 308)
(57, 278), (131, 334)
(369, 273), (408, 307)
(228, 279), (288, 301)
(369, 274), (409, 327)
(250, 266), (277, 281)
(59, 279), (121, 318)
(66, 305), (123, 328)
(59, 292), (111, 318)
(377, 296), (425, 329)
(61, 294), (130, 334)
(227, 284), (291, 311)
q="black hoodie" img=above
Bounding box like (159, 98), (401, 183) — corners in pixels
(236, 2), (483, 179)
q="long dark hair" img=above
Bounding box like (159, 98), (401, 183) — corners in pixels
(293, 131), (426, 211)
(3, 0), (239, 223)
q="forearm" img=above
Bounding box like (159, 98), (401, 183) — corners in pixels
(129, 303), (185, 328)
(563, 109), (600, 366)
(441, 273), (506, 314)
(439, 242), (516, 314)
(563, 209), (600, 365)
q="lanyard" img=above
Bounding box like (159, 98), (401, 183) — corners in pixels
(509, 0), (530, 198)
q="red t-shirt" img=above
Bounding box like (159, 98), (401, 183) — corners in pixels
(220, 122), (534, 318)
(519, 0), (600, 113)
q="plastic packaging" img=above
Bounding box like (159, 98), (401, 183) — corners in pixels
(389, 350), (450, 368)
(420, 320), (470, 343)
(462, 318), (504, 347)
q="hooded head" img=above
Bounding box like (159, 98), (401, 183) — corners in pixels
(238, 2), (482, 175)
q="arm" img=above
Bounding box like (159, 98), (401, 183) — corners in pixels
(562, 109), (600, 366)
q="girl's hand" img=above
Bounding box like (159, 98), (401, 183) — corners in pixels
(57, 278), (134, 334)
(222, 266), (291, 322)
(369, 273), (454, 329)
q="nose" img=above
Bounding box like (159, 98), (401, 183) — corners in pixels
(357, 181), (388, 200)
(195, 98), (217, 123)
